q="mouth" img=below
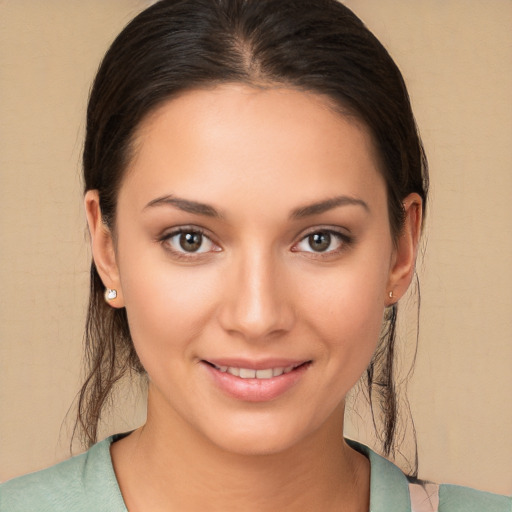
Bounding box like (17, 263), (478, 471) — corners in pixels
(201, 359), (311, 401)
(203, 361), (310, 380)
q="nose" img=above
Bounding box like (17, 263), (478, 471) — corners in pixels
(217, 248), (296, 341)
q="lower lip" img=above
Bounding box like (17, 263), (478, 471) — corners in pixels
(203, 362), (310, 402)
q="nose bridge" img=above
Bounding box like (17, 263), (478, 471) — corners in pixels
(218, 242), (294, 340)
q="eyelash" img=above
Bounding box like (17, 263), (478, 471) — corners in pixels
(159, 227), (220, 261)
(159, 226), (353, 261)
(291, 228), (353, 259)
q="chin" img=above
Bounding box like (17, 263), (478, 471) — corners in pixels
(197, 410), (324, 457)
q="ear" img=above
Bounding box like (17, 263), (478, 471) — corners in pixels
(84, 190), (125, 308)
(386, 193), (423, 305)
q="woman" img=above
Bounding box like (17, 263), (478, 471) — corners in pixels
(1, 1), (510, 510)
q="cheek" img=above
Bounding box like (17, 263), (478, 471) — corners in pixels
(116, 247), (221, 365)
(299, 254), (390, 376)
(319, 285), (384, 362)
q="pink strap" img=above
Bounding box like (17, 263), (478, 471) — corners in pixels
(409, 482), (440, 512)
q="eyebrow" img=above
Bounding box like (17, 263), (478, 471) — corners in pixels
(143, 194), (369, 219)
(290, 195), (369, 219)
(144, 195), (222, 218)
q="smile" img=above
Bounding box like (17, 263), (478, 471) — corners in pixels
(202, 360), (311, 401)
(210, 363), (301, 379)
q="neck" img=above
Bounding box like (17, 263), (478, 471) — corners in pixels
(111, 389), (370, 512)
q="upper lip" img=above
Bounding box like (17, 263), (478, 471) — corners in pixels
(202, 358), (310, 370)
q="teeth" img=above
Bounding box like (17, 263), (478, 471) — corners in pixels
(213, 364), (302, 379)
(239, 368), (256, 379)
(255, 368), (273, 379)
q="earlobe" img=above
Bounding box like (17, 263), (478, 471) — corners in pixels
(84, 190), (125, 308)
(386, 193), (423, 305)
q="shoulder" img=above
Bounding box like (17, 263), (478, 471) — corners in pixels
(438, 483), (511, 512)
(0, 436), (127, 512)
(409, 481), (511, 512)
(1, 453), (89, 512)
(347, 438), (511, 512)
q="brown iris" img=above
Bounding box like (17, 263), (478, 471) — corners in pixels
(308, 232), (331, 252)
(179, 232), (203, 252)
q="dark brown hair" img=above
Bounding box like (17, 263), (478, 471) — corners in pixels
(77, 0), (429, 471)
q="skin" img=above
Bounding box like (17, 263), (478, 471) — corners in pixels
(85, 84), (422, 511)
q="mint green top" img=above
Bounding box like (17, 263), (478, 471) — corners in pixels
(1, 435), (510, 511)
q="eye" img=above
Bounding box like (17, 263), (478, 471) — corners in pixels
(161, 228), (219, 256)
(293, 229), (351, 255)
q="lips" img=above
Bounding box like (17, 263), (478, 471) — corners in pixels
(209, 362), (301, 379)
(202, 359), (311, 402)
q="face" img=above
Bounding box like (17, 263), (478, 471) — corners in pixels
(87, 84), (419, 455)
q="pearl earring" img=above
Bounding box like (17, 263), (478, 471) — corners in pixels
(105, 288), (117, 301)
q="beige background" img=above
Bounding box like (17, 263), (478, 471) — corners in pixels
(1, 0), (511, 495)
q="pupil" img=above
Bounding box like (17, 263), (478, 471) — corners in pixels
(180, 232), (202, 252)
(309, 232), (331, 252)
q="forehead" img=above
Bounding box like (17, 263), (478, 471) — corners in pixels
(120, 84), (386, 218)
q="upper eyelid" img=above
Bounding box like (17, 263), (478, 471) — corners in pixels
(159, 228), (220, 259)
(158, 225), (352, 247)
(295, 225), (352, 241)
(158, 226), (219, 252)
(292, 227), (353, 251)
(291, 229), (353, 259)
(160, 225), (214, 241)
